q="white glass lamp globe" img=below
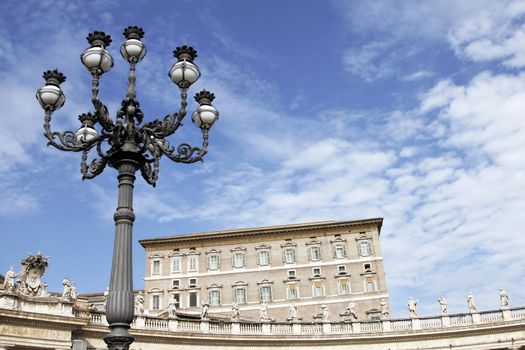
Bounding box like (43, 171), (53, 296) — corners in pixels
(75, 126), (98, 143)
(120, 39), (146, 63)
(169, 60), (200, 89)
(81, 47), (114, 73)
(192, 104), (219, 129)
(36, 84), (65, 111)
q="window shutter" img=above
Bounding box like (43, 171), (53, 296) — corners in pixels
(332, 245), (336, 258)
(256, 251), (260, 265)
(308, 247), (312, 261)
(242, 253), (246, 266)
(342, 244), (347, 257)
(282, 249), (286, 263)
(259, 287), (263, 302)
(232, 254), (235, 267)
(207, 256), (211, 269)
(217, 255), (221, 269)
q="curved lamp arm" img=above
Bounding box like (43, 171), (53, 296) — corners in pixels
(158, 128), (209, 164)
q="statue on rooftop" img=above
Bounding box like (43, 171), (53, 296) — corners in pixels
(321, 304), (331, 323)
(61, 276), (77, 302)
(288, 302), (301, 321)
(380, 299), (390, 319)
(231, 302), (240, 321)
(408, 297), (418, 318)
(438, 296), (448, 315)
(467, 292), (477, 313)
(4, 266), (18, 293)
(103, 287), (109, 311)
(260, 303), (272, 322)
(499, 289), (509, 308)
(135, 291), (145, 315)
(201, 299), (209, 319)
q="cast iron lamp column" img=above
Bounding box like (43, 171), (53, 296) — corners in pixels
(36, 26), (219, 350)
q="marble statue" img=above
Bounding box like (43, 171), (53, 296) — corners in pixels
(438, 296), (448, 315)
(380, 299), (390, 319)
(61, 276), (77, 302)
(288, 302), (301, 321)
(168, 300), (177, 317)
(134, 292), (145, 315)
(408, 297), (418, 318)
(231, 302), (240, 321)
(340, 301), (358, 321)
(499, 289), (509, 308)
(467, 292), (477, 313)
(103, 287), (109, 311)
(321, 304), (331, 322)
(4, 266), (18, 293)
(201, 299), (209, 319)
(260, 303), (271, 322)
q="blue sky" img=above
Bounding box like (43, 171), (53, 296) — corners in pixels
(1, 0), (525, 317)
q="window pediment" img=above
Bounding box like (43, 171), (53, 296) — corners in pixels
(306, 238), (322, 246)
(330, 236), (347, 244)
(148, 253), (164, 259)
(255, 244), (271, 250)
(355, 232), (372, 241)
(206, 283), (223, 289)
(257, 279), (273, 285)
(206, 248), (221, 255)
(230, 246), (247, 252)
(280, 241), (297, 248)
(148, 287), (163, 293)
(232, 280), (248, 287)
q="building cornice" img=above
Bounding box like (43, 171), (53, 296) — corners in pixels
(139, 218), (384, 248)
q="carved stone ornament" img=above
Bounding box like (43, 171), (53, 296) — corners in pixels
(17, 252), (50, 297)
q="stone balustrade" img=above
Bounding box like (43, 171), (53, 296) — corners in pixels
(76, 306), (525, 336)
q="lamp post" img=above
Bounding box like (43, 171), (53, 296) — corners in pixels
(36, 26), (219, 350)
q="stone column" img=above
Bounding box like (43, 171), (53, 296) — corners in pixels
(262, 322), (271, 334)
(200, 320), (209, 333)
(411, 318), (421, 330)
(322, 322), (332, 334)
(441, 315), (451, 327)
(502, 307), (511, 321)
(232, 322), (240, 334)
(168, 318), (178, 332)
(382, 320), (391, 331)
(471, 312), (481, 324)
(292, 322), (301, 335)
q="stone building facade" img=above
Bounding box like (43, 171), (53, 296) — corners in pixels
(140, 218), (389, 321)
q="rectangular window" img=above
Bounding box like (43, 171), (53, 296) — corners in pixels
(208, 255), (219, 270)
(188, 256), (198, 272)
(309, 246), (321, 261)
(233, 252), (246, 268)
(189, 292), (198, 307)
(365, 277), (375, 292)
(339, 278), (350, 295)
(258, 250), (270, 266)
(284, 248), (296, 263)
(172, 280), (180, 289)
(287, 270), (296, 278)
(152, 295), (160, 310)
(234, 288), (247, 304)
(152, 260), (161, 275)
(287, 283), (298, 299)
(173, 293), (180, 308)
(359, 241), (371, 256)
(171, 257), (181, 274)
(338, 265), (347, 273)
(209, 290), (221, 306)
(260, 286), (272, 302)
(334, 244), (346, 259)
(189, 278), (197, 287)
(312, 281), (324, 297)
(313, 267), (321, 276)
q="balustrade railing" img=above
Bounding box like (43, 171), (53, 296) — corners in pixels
(420, 317), (442, 328)
(77, 306), (525, 336)
(390, 319), (412, 330)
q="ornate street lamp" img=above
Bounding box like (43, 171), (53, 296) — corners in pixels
(36, 26), (219, 350)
